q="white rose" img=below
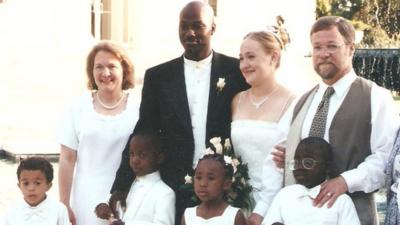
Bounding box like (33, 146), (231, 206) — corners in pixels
(204, 147), (215, 155)
(184, 174), (192, 184)
(224, 138), (232, 151)
(232, 158), (240, 167)
(216, 78), (226, 91)
(224, 156), (232, 165)
(215, 144), (223, 154)
(209, 137), (221, 146)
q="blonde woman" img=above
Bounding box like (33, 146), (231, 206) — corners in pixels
(231, 30), (295, 225)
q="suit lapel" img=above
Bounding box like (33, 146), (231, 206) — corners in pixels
(169, 57), (192, 132)
(206, 53), (224, 135)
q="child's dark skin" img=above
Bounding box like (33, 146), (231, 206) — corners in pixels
(269, 138), (330, 225)
(95, 134), (163, 223)
(292, 137), (331, 188)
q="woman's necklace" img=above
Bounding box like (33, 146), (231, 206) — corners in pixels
(249, 85), (280, 110)
(96, 91), (125, 110)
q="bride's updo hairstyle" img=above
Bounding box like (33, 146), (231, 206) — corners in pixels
(243, 29), (289, 69)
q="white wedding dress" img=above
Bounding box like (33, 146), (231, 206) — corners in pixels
(231, 93), (293, 215)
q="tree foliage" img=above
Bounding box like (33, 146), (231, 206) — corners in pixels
(316, 0), (400, 48)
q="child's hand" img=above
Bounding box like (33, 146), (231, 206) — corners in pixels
(110, 219), (125, 225)
(95, 203), (113, 220)
(109, 191), (128, 217)
(247, 213), (263, 225)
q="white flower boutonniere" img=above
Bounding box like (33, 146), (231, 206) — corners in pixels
(216, 77), (226, 92)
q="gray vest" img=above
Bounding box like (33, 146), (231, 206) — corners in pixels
(292, 77), (376, 225)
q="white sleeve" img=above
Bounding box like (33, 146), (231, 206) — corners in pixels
(336, 195), (361, 225)
(261, 190), (284, 225)
(57, 97), (82, 151)
(342, 85), (400, 193)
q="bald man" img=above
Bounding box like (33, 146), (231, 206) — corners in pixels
(110, 1), (248, 223)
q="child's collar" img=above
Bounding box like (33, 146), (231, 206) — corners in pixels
(295, 184), (321, 199)
(135, 171), (160, 184)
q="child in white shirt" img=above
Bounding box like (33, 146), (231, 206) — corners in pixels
(263, 137), (360, 225)
(95, 129), (175, 225)
(4, 157), (70, 225)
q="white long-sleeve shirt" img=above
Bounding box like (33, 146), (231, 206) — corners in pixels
(183, 54), (212, 167)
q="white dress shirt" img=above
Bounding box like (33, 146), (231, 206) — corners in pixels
(300, 70), (399, 193)
(4, 196), (71, 225)
(262, 184), (360, 225)
(183, 53), (213, 167)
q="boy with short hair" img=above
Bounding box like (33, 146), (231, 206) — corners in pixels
(95, 129), (175, 225)
(4, 157), (70, 225)
(263, 137), (360, 225)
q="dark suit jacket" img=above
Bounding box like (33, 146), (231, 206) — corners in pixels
(111, 51), (248, 192)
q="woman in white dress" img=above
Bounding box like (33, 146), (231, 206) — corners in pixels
(231, 31), (295, 225)
(58, 42), (140, 225)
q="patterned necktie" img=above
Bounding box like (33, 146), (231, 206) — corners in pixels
(309, 87), (335, 138)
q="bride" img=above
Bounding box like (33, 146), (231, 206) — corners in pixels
(231, 30), (295, 225)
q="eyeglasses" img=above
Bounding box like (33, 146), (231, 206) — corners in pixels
(312, 43), (346, 55)
(289, 158), (321, 170)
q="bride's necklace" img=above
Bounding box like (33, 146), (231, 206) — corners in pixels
(249, 85), (280, 110)
(96, 91), (125, 110)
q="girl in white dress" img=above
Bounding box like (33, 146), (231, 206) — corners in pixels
(181, 154), (246, 225)
(58, 42), (139, 225)
(232, 31), (296, 225)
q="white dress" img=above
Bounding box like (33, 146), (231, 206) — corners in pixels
(231, 93), (293, 216)
(184, 205), (239, 225)
(58, 91), (139, 225)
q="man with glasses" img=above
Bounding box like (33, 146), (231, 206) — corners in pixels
(264, 137), (360, 225)
(274, 16), (399, 225)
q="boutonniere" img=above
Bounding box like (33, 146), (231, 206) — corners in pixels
(216, 77), (226, 92)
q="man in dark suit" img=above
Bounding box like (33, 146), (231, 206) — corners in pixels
(110, 1), (248, 221)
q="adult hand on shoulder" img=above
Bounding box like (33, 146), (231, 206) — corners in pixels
(313, 176), (348, 208)
(271, 145), (286, 169)
(247, 213), (264, 225)
(66, 206), (76, 225)
(109, 190), (128, 218)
